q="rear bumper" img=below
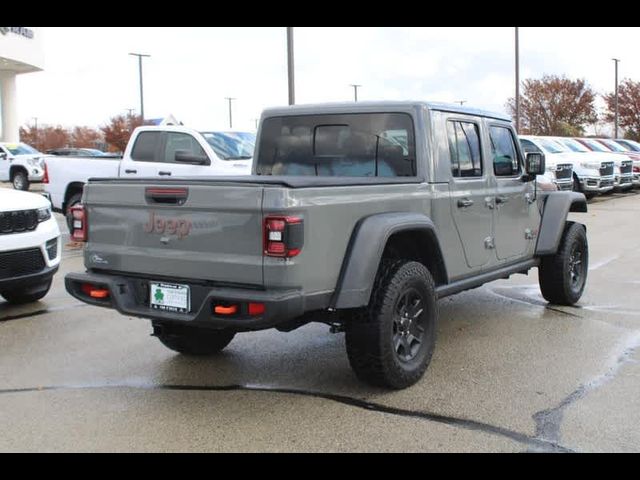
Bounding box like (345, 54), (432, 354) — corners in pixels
(65, 271), (306, 331)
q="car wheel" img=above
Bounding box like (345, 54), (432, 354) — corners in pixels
(1, 279), (52, 304)
(12, 170), (29, 191)
(154, 324), (236, 356)
(65, 193), (83, 233)
(539, 222), (588, 306)
(345, 260), (437, 390)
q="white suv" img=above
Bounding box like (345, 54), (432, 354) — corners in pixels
(0, 189), (61, 304)
(0, 142), (47, 191)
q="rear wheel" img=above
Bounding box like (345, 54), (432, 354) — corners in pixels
(154, 324), (236, 356)
(345, 260), (437, 390)
(539, 222), (588, 306)
(12, 170), (29, 191)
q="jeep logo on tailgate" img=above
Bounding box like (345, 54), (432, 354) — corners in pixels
(143, 212), (191, 239)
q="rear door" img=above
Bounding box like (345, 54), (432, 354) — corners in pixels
(84, 181), (265, 286)
(447, 117), (493, 269)
(120, 131), (164, 178)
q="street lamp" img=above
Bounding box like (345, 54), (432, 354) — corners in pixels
(287, 27), (295, 105)
(129, 53), (151, 121)
(613, 58), (620, 138)
(515, 27), (520, 133)
(350, 84), (362, 102)
(225, 97), (236, 129)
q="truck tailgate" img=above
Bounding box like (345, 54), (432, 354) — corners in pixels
(83, 182), (264, 286)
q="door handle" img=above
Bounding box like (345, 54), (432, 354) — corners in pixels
(495, 195), (509, 205)
(124, 169), (137, 174)
(457, 198), (474, 208)
(158, 171), (172, 176)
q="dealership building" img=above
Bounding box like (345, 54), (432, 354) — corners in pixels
(0, 27), (43, 142)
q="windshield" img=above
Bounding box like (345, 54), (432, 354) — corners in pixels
(556, 138), (590, 153)
(617, 139), (640, 152)
(599, 139), (626, 152)
(200, 131), (256, 160)
(83, 148), (108, 156)
(4, 143), (40, 156)
(537, 138), (567, 154)
(580, 139), (610, 152)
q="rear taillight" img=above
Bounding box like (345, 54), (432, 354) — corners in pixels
(264, 215), (303, 258)
(43, 162), (49, 184)
(634, 166), (640, 173)
(71, 204), (87, 242)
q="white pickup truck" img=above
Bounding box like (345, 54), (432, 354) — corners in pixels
(0, 142), (47, 191)
(44, 126), (256, 230)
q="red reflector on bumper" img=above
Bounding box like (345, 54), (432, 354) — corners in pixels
(248, 303), (265, 316)
(81, 283), (109, 299)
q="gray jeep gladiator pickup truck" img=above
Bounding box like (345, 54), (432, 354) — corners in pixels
(65, 102), (589, 389)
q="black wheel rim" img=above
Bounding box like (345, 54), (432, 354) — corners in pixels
(568, 243), (585, 289)
(393, 287), (427, 363)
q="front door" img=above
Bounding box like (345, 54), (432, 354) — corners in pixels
(447, 119), (493, 269)
(488, 125), (533, 261)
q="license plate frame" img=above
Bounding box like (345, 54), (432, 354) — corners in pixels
(149, 282), (191, 314)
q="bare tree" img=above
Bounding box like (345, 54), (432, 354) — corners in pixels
(603, 79), (640, 141)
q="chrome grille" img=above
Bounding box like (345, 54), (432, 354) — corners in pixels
(600, 162), (614, 177)
(555, 164), (573, 180)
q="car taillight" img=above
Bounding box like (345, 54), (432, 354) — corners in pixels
(634, 166), (640, 173)
(71, 204), (87, 242)
(264, 215), (303, 258)
(43, 162), (49, 184)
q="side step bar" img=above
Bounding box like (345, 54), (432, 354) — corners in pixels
(436, 259), (539, 299)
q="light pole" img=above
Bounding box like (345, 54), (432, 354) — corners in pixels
(287, 27), (295, 105)
(515, 27), (520, 133)
(225, 97), (236, 129)
(613, 58), (620, 138)
(129, 53), (151, 121)
(350, 84), (362, 102)
(456, 100), (467, 106)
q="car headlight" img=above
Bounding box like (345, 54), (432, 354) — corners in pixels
(580, 162), (601, 169)
(37, 206), (51, 223)
(27, 157), (43, 168)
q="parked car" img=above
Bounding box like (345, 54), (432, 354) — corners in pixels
(44, 126), (256, 231)
(519, 137), (573, 191)
(610, 139), (640, 187)
(573, 138), (634, 191)
(65, 101), (589, 389)
(0, 142), (47, 191)
(46, 148), (118, 158)
(0, 189), (60, 304)
(519, 136), (613, 198)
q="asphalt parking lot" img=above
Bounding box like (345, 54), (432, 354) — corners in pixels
(1, 184), (639, 452)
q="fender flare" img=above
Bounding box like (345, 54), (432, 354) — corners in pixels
(332, 212), (446, 309)
(536, 192), (587, 256)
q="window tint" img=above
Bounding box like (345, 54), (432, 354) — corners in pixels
(256, 113), (416, 177)
(490, 126), (521, 177)
(520, 139), (542, 154)
(131, 132), (161, 162)
(164, 132), (206, 163)
(447, 121), (482, 178)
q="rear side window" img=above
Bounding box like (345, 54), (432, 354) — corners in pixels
(131, 132), (162, 162)
(164, 132), (206, 163)
(256, 113), (416, 177)
(489, 126), (521, 177)
(447, 121), (482, 178)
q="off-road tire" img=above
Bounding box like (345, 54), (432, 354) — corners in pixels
(345, 260), (437, 390)
(1, 279), (52, 304)
(539, 222), (588, 306)
(155, 325), (235, 356)
(65, 193), (83, 233)
(12, 170), (29, 191)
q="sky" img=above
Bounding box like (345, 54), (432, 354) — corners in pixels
(13, 27), (640, 132)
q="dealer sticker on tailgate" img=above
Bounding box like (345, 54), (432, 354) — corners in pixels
(150, 283), (190, 314)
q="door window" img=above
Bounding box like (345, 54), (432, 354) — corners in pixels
(164, 133), (207, 164)
(131, 132), (162, 162)
(490, 126), (521, 177)
(447, 121), (483, 178)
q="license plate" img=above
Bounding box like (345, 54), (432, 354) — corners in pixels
(150, 283), (190, 314)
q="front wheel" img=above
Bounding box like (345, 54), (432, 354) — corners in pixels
(539, 222), (588, 306)
(345, 260), (437, 390)
(154, 324), (236, 356)
(12, 170), (29, 191)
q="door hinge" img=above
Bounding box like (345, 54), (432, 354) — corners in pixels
(484, 237), (495, 250)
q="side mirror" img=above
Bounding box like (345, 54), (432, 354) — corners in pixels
(174, 150), (210, 166)
(525, 152), (545, 176)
